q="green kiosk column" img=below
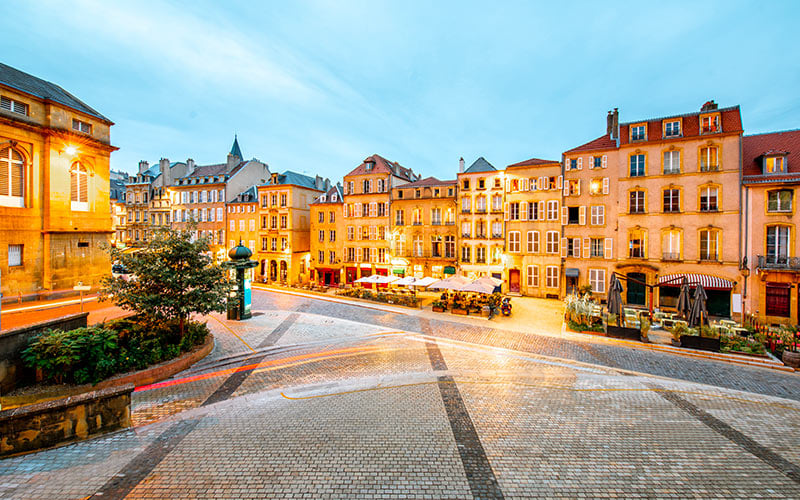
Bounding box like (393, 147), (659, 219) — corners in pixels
(224, 242), (259, 320)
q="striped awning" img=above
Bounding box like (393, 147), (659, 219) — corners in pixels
(657, 273), (734, 290)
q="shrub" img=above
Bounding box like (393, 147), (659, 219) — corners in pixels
(640, 318), (651, 339)
(671, 323), (690, 341)
(22, 327), (120, 385)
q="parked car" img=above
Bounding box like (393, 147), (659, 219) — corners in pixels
(111, 264), (132, 281)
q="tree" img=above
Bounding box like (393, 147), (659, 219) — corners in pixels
(101, 225), (230, 337)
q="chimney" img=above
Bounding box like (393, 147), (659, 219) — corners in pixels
(606, 111), (613, 135)
(159, 158), (171, 186)
(227, 153), (237, 171)
(325, 178), (331, 191)
(459, 157), (465, 173)
(138, 160), (149, 174)
(186, 158), (196, 174)
(610, 108), (619, 141)
(701, 100), (718, 111)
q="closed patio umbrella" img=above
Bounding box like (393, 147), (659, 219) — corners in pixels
(676, 276), (692, 320)
(688, 283), (709, 327)
(607, 274), (624, 323)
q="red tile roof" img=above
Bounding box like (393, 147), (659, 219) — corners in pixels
(619, 106), (743, 146)
(564, 134), (617, 154)
(398, 176), (456, 188)
(742, 129), (800, 180)
(506, 157), (559, 168)
(344, 154), (416, 181)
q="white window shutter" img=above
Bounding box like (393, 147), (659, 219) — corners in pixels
(576, 179), (581, 196)
(385, 202), (389, 214)
(504, 202), (509, 221)
(557, 176), (563, 189)
(523, 179), (529, 191)
(357, 226), (362, 240)
(538, 201), (545, 221)
(573, 238), (580, 258)
(577, 158), (583, 170)
(560, 238), (568, 257)
(604, 237), (613, 259)
(506, 179), (511, 192)
(602, 177), (610, 195)
(563, 182), (570, 196)
(602, 155), (608, 168)
(579, 206), (586, 225)
(561, 206), (568, 225)
(520, 202), (528, 220)
(583, 237), (590, 257)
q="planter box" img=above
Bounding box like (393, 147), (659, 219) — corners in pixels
(432, 306), (445, 313)
(605, 325), (642, 341)
(783, 350), (800, 369)
(451, 308), (468, 315)
(680, 335), (721, 352)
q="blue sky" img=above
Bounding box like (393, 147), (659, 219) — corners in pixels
(3, 0), (800, 181)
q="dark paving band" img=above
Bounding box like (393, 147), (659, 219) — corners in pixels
(424, 338), (505, 500)
(90, 419), (200, 499)
(650, 384), (800, 485)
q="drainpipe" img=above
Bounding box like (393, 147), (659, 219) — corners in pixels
(739, 134), (746, 316)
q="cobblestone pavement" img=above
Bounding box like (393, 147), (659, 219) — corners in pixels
(1, 289), (800, 499)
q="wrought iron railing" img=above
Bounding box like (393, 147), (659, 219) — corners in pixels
(662, 252), (681, 261)
(757, 255), (800, 270)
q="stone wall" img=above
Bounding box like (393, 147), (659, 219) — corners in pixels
(0, 313), (88, 394)
(0, 384), (132, 457)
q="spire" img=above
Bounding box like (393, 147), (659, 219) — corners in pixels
(230, 134), (243, 160)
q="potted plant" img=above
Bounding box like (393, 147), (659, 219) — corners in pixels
(780, 326), (800, 368)
(431, 300), (446, 313)
(451, 294), (469, 315)
(669, 323), (686, 347)
(680, 325), (721, 352)
(640, 318), (651, 343)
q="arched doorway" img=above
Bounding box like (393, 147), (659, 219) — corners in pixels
(280, 261), (288, 282)
(260, 259), (266, 278)
(269, 260), (278, 281)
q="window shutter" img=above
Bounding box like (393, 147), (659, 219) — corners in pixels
(573, 238), (580, 258)
(557, 175), (563, 189)
(583, 237), (590, 257)
(531, 178), (538, 191)
(369, 179), (373, 193)
(538, 201), (545, 221)
(560, 238), (568, 257)
(588, 157), (593, 170)
(540, 176), (546, 190)
(561, 206), (568, 225)
(504, 202), (509, 220)
(602, 177), (609, 195)
(604, 237), (613, 259)
(384, 202), (389, 215)
(602, 155), (608, 168)
(506, 179), (511, 192)
(579, 206), (586, 225)
(577, 158), (583, 170)
(576, 179), (581, 196)
(357, 226), (362, 240)
(520, 202), (528, 220)
(563, 182), (569, 196)
(523, 179), (529, 191)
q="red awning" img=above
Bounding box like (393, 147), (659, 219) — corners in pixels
(657, 273), (734, 290)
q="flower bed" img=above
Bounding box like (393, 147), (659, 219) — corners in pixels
(335, 288), (421, 308)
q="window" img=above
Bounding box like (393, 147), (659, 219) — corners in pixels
(768, 190), (793, 212)
(461, 197), (471, 212)
(699, 229), (720, 261)
(475, 220), (486, 238)
(475, 195), (486, 212)
(319, 230), (325, 243)
(547, 200), (559, 220)
(567, 206), (580, 225)
(330, 211), (335, 223)
(329, 251), (336, 263)
(568, 159), (579, 170)
(413, 208), (422, 225)
(491, 221), (503, 238)
(476, 246), (486, 263)
(589, 269), (606, 294)
(477, 179), (485, 189)
(700, 186), (718, 211)
(527, 202), (538, 220)
(462, 179), (469, 190)
(413, 236), (423, 257)
(0, 96), (29, 115)
(70, 162), (89, 211)
(330, 230), (335, 242)
(629, 229), (646, 258)
(629, 154), (645, 177)
(280, 194), (287, 207)
(527, 265), (539, 287)
(271, 238), (277, 251)
(318, 212), (324, 223)
(461, 222), (471, 238)
(664, 120), (681, 138)
(494, 178), (501, 188)
(567, 179), (580, 196)
(445, 235), (455, 258)
(271, 194), (277, 206)
(546, 231), (559, 254)
(590, 238), (604, 258)
(281, 237), (288, 251)
(527, 231), (539, 253)
(590, 205), (605, 225)
(766, 226), (790, 264)
(492, 195), (502, 211)
(508, 231), (520, 252)
(271, 216), (277, 229)
(461, 245), (471, 263)
(765, 156), (787, 174)
(0, 146), (24, 206)
(663, 150), (680, 174)
(699, 146), (719, 172)
(431, 235), (442, 257)
(663, 189), (680, 213)
(662, 230), (681, 261)
(72, 119), (92, 134)
(629, 190), (646, 214)
(280, 215), (287, 228)
(631, 124), (646, 141)
(8, 244), (22, 266)
(431, 208), (442, 225)
(700, 114), (720, 134)
(593, 156), (603, 169)
(509, 203), (519, 220)
(546, 266), (559, 288)
(766, 285), (791, 317)
(318, 251), (325, 263)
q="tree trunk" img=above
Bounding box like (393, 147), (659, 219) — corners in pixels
(179, 315), (185, 338)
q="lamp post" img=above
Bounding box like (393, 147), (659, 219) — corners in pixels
(223, 241), (258, 320)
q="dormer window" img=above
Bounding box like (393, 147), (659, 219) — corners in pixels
(631, 124), (646, 141)
(765, 155), (787, 174)
(331, 194), (337, 202)
(365, 161), (374, 171)
(663, 120), (681, 138)
(415, 189), (421, 198)
(700, 113), (721, 134)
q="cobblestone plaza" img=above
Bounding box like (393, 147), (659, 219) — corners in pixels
(2, 290), (800, 499)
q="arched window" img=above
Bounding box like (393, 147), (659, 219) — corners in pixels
(0, 146), (24, 207)
(70, 161), (89, 211)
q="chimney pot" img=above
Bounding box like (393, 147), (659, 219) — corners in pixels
(459, 157), (465, 173)
(138, 160), (149, 174)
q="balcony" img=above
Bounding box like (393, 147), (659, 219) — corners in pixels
(490, 208), (504, 214)
(444, 221), (455, 226)
(461, 209), (471, 214)
(662, 252), (681, 262)
(412, 222), (423, 226)
(475, 233), (487, 239)
(431, 220), (442, 226)
(757, 255), (800, 270)
(700, 164), (720, 172)
(491, 233), (504, 239)
(475, 208), (487, 214)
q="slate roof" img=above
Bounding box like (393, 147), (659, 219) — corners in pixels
(229, 185), (258, 204)
(506, 157), (559, 168)
(268, 170), (320, 190)
(463, 157), (496, 174)
(312, 184), (344, 204)
(0, 62), (111, 122)
(742, 129), (800, 183)
(230, 135), (243, 159)
(399, 176), (456, 188)
(345, 154), (417, 181)
(564, 134), (618, 154)
(185, 163), (229, 178)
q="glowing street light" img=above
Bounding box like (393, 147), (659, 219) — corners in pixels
(64, 145), (77, 156)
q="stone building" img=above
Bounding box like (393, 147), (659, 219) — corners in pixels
(503, 158), (563, 297)
(741, 129), (800, 324)
(256, 171), (329, 284)
(226, 185), (259, 255)
(456, 157), (506, 282)
(0, 62), (116, 295)
(390, 176), (458, 279)
(342, 154), (418, 284)
(309, 183), (344, 286)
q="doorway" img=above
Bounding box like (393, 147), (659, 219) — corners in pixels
(626, 272), (646, 306)
(509, 269), (520, 293)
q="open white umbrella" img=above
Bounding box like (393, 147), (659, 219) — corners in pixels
(393, 276), (418, 286)
(458, 281), (495, 294)
(473, 276), (502, 288)
(411, 277), (438, 288)
(427, 275), (471, 290)
(354, 275), (374, 283)
(372, 275), (399, 285)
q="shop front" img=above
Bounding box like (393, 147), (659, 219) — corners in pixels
(657, 273), (734, 317)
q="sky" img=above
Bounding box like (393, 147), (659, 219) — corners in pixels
(3, 0), (800, 181)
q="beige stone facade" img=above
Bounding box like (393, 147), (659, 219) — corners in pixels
(310, 184), (344, 286)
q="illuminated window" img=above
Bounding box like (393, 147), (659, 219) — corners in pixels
(699, 229), (719, 261)
(699, 146), (719, 172)
(767, 190), (793, 212)
(700, 114), (720, 134)
(70, 162), (89, 211)
(765, 156), (787, 174)
(629, 229), (646, 258)
(0, 146), (24, 207)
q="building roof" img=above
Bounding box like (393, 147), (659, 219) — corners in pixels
(398, 176), (456, 188)
(267, 170), (320, 190)
(742, 129), (800, 182)
(0, 62), (111, 122)
(312, 184), (344, 204)
(506, 157), (559, 168)
(230, 135), (243, 159)
(229, 185), (258, 204)
(619, 105), (743, 146)
(345, 154), (417, 181)
(463, 157), (496, 173)
(564, 134), (618, 154)
(185, 163), (229, 178)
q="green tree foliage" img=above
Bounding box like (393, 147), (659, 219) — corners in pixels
(22, 326), (119, 385)
(101, 226), (230, 336)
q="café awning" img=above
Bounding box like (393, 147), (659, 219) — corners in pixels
(657, 273), (734, 290)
